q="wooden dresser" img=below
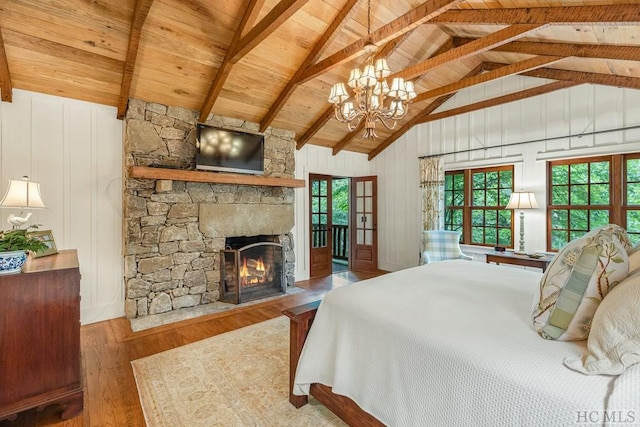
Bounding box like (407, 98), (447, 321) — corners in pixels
(0, 249), (83, 421)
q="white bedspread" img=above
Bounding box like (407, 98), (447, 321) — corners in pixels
(293, 261), (633, 427)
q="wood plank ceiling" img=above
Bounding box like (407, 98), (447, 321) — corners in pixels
(0, 0), (639, 160)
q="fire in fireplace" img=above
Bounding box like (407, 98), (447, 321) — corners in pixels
(220, 236), (285, 304)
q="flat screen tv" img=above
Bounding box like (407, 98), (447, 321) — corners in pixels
(195, 124), (264, 175)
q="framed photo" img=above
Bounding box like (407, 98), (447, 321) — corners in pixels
(29, 230), (58, 258)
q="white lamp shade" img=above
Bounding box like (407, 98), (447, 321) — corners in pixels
(404, 81), (417, 100)
(347, 68), (362, 88)
(0, 177), (46, 209)
(506, 192), (538, 210)
(359, 64), (377, 88)
(328, 83), (349, 104)
(388, 77), (406, 98)
(374, 58), (390, 78)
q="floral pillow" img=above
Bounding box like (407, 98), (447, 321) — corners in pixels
(532, 228), (629, 341)
(584, 224), (633, 253)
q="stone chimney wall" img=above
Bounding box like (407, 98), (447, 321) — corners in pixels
(123, 99), (296, 319)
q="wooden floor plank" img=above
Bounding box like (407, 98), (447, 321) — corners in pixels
(0, 270), (384, 426)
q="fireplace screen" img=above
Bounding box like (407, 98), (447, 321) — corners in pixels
(220, 242), (285, 304)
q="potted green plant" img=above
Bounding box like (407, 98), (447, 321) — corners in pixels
(0, 226), (49, 274)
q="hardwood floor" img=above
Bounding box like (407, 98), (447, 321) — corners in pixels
(1, 270), (382, 427)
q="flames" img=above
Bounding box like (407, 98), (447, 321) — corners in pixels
(240, 257), (268, 286)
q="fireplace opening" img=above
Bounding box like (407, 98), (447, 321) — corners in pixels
(220, 236), (285, 304)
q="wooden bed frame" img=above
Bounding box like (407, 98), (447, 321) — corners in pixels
(283, 301), (384, 426)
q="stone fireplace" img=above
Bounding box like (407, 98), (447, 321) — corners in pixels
(220, 235), (285, 304)
(123, 100), (297, 319)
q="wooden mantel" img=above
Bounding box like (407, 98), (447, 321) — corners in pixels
(128, 166), (305, 188)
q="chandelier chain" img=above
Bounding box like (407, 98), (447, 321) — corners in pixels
(367, 0), (371, 35)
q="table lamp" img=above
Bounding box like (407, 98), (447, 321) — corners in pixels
(506, 191), (538, 254)
(0, 176), (47, 228)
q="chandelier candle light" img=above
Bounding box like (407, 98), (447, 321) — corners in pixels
(505, 191), (539, 254)
(327, 0), (416, 139)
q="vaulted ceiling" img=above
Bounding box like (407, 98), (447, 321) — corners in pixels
(1, 0), (639, 160)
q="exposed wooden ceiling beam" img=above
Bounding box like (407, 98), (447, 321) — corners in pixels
(298, 0), (462, 85)
(412, 55), (563, 103)
(453, 38), (640, 62)
(117, 0), (154, 119)
(420, 81), (579, 125)
(331, 35), (450, 156)
(397, 24), (542, 81)
(296, 107), (333, 149)
(0, 28), (12, 103)
(432, 4), (640, 24)
(260, 0), (363, 132)
(367, 63), (485, 160)
(199, 0), (266, 123)
(368, 80), (579, 160)
(524, 68), (640, 90)
(231, 0), (309, 63)
(483, 62), (640, 90)
(241, 0), (267, 36)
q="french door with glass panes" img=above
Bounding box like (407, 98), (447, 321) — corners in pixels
(350, 176), (378, 272)
(309, 174), (332, 278)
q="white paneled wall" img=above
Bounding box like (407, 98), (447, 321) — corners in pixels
(0, 89), (123, 324)
(372, 77), (640, 271)
(294, 145), (372, 280)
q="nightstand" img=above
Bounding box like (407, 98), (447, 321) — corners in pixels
(486, 251), (553, 272)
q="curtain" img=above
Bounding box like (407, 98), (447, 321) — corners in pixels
(419, 156), (444, 231)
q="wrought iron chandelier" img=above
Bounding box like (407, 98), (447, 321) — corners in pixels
(328, 0), (416, 139)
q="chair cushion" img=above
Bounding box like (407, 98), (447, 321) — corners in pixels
(564, 271), (640, 375)
(532, 226), (630, 341)
(423, 231), (462, 263)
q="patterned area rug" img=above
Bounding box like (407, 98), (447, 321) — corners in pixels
(131, 316), (345, 426)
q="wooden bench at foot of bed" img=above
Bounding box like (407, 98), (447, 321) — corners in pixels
(283, 301), (384, 426)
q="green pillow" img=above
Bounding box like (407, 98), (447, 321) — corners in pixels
(532, 228), (629, 341)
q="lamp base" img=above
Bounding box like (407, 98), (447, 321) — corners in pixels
(513, 250), (527, 255)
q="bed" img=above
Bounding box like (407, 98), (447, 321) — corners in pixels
(285, 260), (640, 426)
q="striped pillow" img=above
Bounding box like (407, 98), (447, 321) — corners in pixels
(532, 228), (630, 341)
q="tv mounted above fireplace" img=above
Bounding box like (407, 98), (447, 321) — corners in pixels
(195, 124), (264, 175)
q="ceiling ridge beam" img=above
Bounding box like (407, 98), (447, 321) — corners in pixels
(396, 24), (543, 81)
(454, 38), (640, 62)
(367, 63), (485, 160)
(412, 55), (564, 103)
(260, 0), (363, 132)
(298, 0), (462, 85)
(431, 4), (640, 25)
(199, 0), (266, 122)
(117, 0), (154, 119)
(331, 35), (449, 156)
(369, 81), (579, 160)
(231, 0), (309, 63)
(0, 28), (12, 102)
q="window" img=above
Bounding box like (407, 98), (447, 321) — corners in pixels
(444, 166), (514, 247)
(548, 153), (640, 251)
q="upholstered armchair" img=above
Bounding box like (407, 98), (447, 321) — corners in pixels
(420, 230), (473, 265)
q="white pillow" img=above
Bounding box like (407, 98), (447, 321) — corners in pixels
(564, 271), (640, 375)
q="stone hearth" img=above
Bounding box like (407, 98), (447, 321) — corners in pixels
(123, 100), (296, 319)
